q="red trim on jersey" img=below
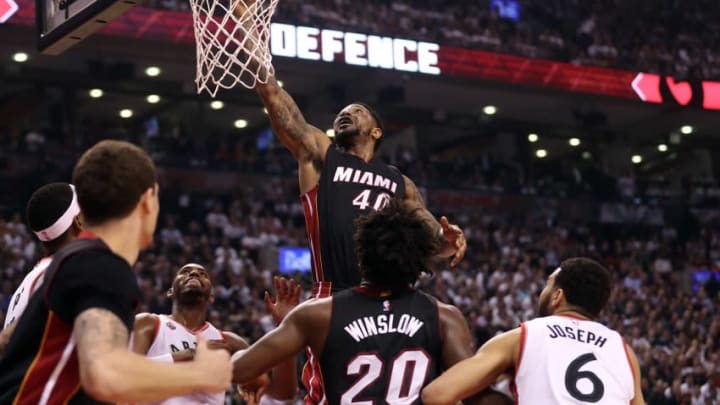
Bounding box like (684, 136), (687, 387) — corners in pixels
(511, 323), (527, 405)
(28, 258), (50, 296)
(77, 231), (99, 239)
(351, 285), (395, 297)
(168, 316), (211, 334)
(622, 337), (636, 402)
(555, 314), (589, 321)
(12, 311), (76, 405)
(301, 185), (326, 288)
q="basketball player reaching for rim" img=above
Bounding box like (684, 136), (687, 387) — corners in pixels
(422, 258), (645, 405)
(0, 182), (82, 356)
(132, 264), (301, 405)
(235, 8), (465, 401)
(253, 69), (466, 298)
(232, 199), (483, 405)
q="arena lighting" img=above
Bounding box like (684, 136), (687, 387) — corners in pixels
(680, 125), (693, 135)
(569, 138), (581, 147)
(535, 149), (547, 158)
(326, 129), (335, 137)
(145, 66), (161, 77)
(482, 105), (497, 115)
(12, 52), (28, 62)
(88, 88), (103, 98)
(234, 119), (248, 128)
(631, 155), (643, 164)
(262, 107), (268, 114)
(119, 109), (133, 118)
(146, 94), (161, 104)
(582, 151), (592, 159)
(277, 80), (284, 88)
(658, 144), (668, 152)
(210, 100), (224, 110)
(528, 133), (539, 143)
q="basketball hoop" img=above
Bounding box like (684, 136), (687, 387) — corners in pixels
(188, 0), (278, 96)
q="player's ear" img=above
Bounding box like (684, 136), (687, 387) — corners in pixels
(552, 288), (565, 307)
(370, 127), (383, 141)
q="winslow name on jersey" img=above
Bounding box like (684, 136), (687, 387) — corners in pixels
(320, 287), (441, 405)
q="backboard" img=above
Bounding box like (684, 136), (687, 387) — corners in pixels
(36, 0), (137, 54)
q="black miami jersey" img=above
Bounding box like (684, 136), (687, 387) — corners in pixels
(319, 287), (442, 405)
(0, 233), (140, 405)
(301, 145), (406, 296)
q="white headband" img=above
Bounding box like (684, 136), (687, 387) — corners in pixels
(34, 185), (80, 242)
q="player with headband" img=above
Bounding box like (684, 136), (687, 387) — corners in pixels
(1, 183), (82, 348)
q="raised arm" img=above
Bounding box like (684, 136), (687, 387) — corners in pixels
(403, 176), (467, 266)
(256, 79), (331, 164)
(261, 276), (302, 400)
(74, 308), (232, 403)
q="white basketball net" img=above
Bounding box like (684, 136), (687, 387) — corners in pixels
(189, 0), (278, 96)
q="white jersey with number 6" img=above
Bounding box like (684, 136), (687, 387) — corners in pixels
(514, 315), (635, 404)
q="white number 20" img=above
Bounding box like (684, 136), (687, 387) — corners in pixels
(341, 350), (430, 405)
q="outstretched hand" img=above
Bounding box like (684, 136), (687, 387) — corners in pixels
(264, 276), (302, 325)
(440, 216), (467, 267)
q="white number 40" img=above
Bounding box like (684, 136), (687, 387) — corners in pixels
(352, 189), (391, 211)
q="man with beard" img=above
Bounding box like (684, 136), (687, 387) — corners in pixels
(252, 64), (467, 404)
(132, 264), (300, 405)
(422, 257), (646, 405)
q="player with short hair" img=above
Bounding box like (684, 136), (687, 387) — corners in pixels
(231, 199), (481, 405)
(248, 35), (467, 403)
(422, 258), (645, 405)
(132, 263), (300, 405)
(0, 140), (232, 404)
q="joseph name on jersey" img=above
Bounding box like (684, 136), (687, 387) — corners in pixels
(515, 315), (635, 405)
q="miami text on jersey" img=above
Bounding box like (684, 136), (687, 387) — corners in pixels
(333, 166), (399, 193)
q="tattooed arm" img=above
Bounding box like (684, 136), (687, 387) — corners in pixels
(255, 80), (331, 164)
(403, 175), (467, 267)
(74, 308), (232, 403)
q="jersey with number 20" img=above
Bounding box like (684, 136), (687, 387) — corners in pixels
(301, 145), (405, 296)
(515, 315), (635, 404)
(320, 287), (442, 405)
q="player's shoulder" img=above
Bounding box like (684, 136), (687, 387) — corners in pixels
(134, 312), (160, 329)
(436, 300), (464, 323)
(291, 296), (333, 322)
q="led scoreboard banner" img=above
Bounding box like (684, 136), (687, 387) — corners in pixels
(5, 0), (720, 110)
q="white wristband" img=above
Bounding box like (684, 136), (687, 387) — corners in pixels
(148, 353), (174, 363)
